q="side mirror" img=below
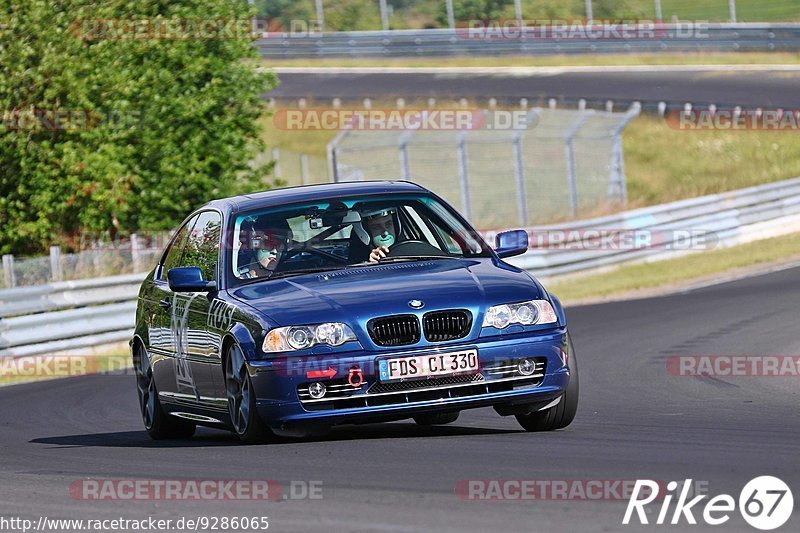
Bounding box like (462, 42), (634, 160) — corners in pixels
(495, 230), (529, 258)
(167, 266), (216, 292)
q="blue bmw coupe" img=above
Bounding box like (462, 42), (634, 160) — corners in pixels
(131, 181), (578, 442)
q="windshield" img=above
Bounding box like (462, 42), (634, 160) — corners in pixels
(228, 193), (491, 286)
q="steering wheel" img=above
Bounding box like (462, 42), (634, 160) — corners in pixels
(237, 261), (273, 279)
(285, 246), (350, 264)
(388, 240), (448, 257)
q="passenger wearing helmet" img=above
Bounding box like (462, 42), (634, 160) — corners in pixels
(352, 207), (400, 263)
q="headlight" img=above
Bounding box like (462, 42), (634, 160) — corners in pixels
(262, 323), (356, 353)
(482, 300), (557, 329)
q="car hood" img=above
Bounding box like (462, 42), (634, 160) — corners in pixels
(228, 258), (542, 328)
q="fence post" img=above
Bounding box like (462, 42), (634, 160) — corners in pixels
(729, 0), (737, 22)
(398, 129), (415, 182)
(512, 136), (527, 227)
(3, 254), (16, 288)
(608, 102), (641, 206)
(271, 147), (282, 179)
(608, 135), (626, 207)
(315, 0), (325, 30)
(654, 0), (663, 21)
(379, 0), (390, 31)
(445, 0), (455, 30)
(564, 112), (591, 217)
(329, 147), (339, 182)
(514, 0), (523, 20)
(49, 246), (63, 282)
(131, 233), (143, 273)
(584, 0), (593, 21)
(300, 153), (310, 185)
(511, 109), (539, 227)
(327, 129), (349, 183)
(456, 131), (472, 221)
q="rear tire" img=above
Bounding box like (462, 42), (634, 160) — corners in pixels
(134, 345), (196, 440)
(225, 343), (275, 444)
(516, 340), (579, 432)
(413, 412), (460, 426)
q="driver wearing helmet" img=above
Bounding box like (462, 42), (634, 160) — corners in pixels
(352, 207), (399, 263)
(238, 218), (292, 279)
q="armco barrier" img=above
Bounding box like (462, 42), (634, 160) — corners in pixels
(504, 176), (800, 277)
(3, 176), (800, 356)
(257, 23), (800, 59)
(0, 274), (143, 358)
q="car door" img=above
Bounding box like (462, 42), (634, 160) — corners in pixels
(177, 210), (225, 408)
(150, 214), (197, 402)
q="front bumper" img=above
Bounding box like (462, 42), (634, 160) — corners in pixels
(248, 327), (572, 431)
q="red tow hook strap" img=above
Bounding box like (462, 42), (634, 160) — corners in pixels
(306, 367), (337, 379)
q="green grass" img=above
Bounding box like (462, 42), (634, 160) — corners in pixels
(265, 52), (800, 69)
(624, 115), (800, 207)
(546, 230), (800, 303)
(266, 0), (800, 32)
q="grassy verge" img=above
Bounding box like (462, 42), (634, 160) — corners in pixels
(546, 231), (800, 303)
(264, 0), (799, 32)
(624, 115), (800, 207)
(264, 52), (800, 69)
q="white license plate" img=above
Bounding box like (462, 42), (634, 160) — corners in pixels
(378, 349), (479, 382)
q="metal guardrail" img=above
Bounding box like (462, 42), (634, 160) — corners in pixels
(504, 176), (800, 277)
(3, 176), (800, 356)
(258, 23), (800, 59)
(0, 274), (143, 357)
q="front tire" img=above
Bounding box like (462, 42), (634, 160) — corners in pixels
(516, 341), (579, 432)
(134, 345), (196, 440)
(224, 343), (274, 444)
(414, 412), (460, 426)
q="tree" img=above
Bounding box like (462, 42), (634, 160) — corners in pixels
(0, 0), (279, 255)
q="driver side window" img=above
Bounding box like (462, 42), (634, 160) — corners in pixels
(182, 211), (222, 281)
(159, 215), (198, 280)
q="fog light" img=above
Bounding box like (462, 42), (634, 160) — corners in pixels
(308, 382), (326, 399)
(517, 359), (536, 376)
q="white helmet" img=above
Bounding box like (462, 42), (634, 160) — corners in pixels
(353, 206), (399, 246)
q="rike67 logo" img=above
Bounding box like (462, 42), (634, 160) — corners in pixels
(623, 476), (793, 530)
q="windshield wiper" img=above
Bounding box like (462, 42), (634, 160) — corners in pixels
(268, 266), (354, 280)
(237, 266), (348, 285)
(346, 256), (455, 267)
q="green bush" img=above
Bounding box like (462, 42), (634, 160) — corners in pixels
(0, 0), (279, 255)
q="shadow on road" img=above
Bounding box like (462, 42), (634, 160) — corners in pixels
(30, 423), (521, 448)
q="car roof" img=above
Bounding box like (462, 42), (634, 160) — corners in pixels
(201, 180), (428, 215)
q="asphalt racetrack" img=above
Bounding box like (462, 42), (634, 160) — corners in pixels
(1, 265), (798, 532)
(267, 67), (800, 109)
